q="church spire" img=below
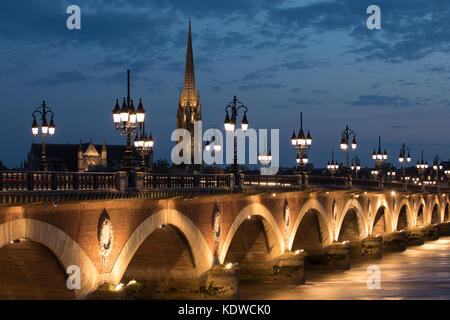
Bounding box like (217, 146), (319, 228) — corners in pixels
(183, 19), (196, 100)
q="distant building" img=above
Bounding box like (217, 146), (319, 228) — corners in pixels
(24, 140), (151, 172)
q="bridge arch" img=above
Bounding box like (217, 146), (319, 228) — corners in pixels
(288, 199), (333, 252)
(395, 200), (413, 231)
(415, 199), (427, 227)
(444, 203), (449, 222)
(219, 203), (284, 266)
(370, 199), (393, 235)
(430, 202), (441, 224)
(0, 218), (98, 299)
(110, 209), (213, 286)
(336, 199), (368, 241)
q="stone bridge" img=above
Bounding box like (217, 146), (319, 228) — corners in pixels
(0, 186), (449, 299)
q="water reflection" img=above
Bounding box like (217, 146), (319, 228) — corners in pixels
(240, 237), (450, 300)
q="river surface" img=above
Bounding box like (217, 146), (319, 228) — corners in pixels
(240, 236), (450, 300)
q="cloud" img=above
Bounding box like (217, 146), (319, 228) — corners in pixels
(26, 71), (91, 87)
(238, 82), (286, 90)
(347, 95), (417, 108)
(288, 97), (320, 105)
(389, 125), (409, 129)
(273, 104), (291, 109)
(268, 0), (450, 63)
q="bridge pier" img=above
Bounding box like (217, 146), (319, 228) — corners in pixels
(437, 222), (450, 236)
(382, 231), (407, 252)
(273, 251), (305, 284)
(204, 263), (240, 299)
(423, 224), (439, 241)
(325, 242), (351, 270)
(407, 228), (425, 246)
(359, 236), (383, 259)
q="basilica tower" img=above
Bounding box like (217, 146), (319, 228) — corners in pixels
(176, 20), (202, 164)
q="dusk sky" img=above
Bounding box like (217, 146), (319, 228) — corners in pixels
(1, 0), (450, 169)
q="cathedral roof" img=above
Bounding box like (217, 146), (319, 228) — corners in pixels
(84, 141), (100, 156)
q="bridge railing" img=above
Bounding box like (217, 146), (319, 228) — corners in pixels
(308, 176), (347, 188)
(142, 173), (233, 190)
(352, 178), (381, 190)
(242, 174), (299, 188)
(0, 171), (119, 192)
(381, 181), (405, 192)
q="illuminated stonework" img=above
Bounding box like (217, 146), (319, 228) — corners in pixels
(176, 20), (202, 163)
(98, 210), (113, 266)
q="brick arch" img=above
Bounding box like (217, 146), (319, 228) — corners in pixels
(218, 203), (284, 265)
(430, 200), (441, 224)
(370, 199), (393, 235)
(415, 198), (427, 226)
(444, 202), (450, 222)
(0, 218), (98, 299)
(110, 209), (213, 286)
(395, 199), (414, 230)
(288, 199), (333, 251)
(336, 199), (368, 241)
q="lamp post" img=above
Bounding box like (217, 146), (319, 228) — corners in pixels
(291, 113), (312, 183)
(432, 155), (443, 183)
(224, 96), (249, 177)
(387, 168), (397, 181)
(112, 70), (147, 171)
(339, 125), (357, 177)
(327, 151), (339, 177)
(258, 137), (272, 172)
(350, 156), (361, 178)
(31, 101), (56, 171)
(205, 128), (222, 173)
(398, 144), (412, 181)
(416, 150), (428, 181)
(133, 123), (154, 172)
(371, 136), (388, 179)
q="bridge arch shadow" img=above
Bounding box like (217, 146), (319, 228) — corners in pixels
(416, 201), (426, 227)
(336, 200), (368, 242)
(431, 203), (441, 224)
(372, 206), (388, 236)
(0, 218), (98, 299)
(396, 202), (413, 231)
(110, 209), (213, 289)
(288, 199), (333, 255)
(444, 203), (449, 222)
(219, 203), (284, 279)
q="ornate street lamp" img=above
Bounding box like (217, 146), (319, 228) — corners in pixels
(134, 123), (154, 172)
(327, 151), (339, 177)
(445, 169), (450, 180)
(205, 128), (222, 173)
(224, 95), (249, 177)
(291, 112), (312, 180)
(398, 144), (412, 181)
(387, 168), (397, 181)
(371, 136), (387, 179)
(339, 125), (357, 177)
(432, 155), (443, 182)
(31, 100), (56, 171)
(258, 137), (272, 171)
(350, 156), (361, 178)
(416, 150), (428, 181)
(112, 70), (147, 171)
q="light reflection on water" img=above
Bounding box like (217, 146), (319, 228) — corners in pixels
(239, 236), (450, 300)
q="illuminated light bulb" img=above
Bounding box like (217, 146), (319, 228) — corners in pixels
(225, 263), (233, 270)
(113, 283), (124, 291)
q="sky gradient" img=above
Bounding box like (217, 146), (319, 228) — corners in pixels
(1, 0), (450, 169)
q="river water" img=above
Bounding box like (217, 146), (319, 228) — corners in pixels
(240, 236), (450, 300)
